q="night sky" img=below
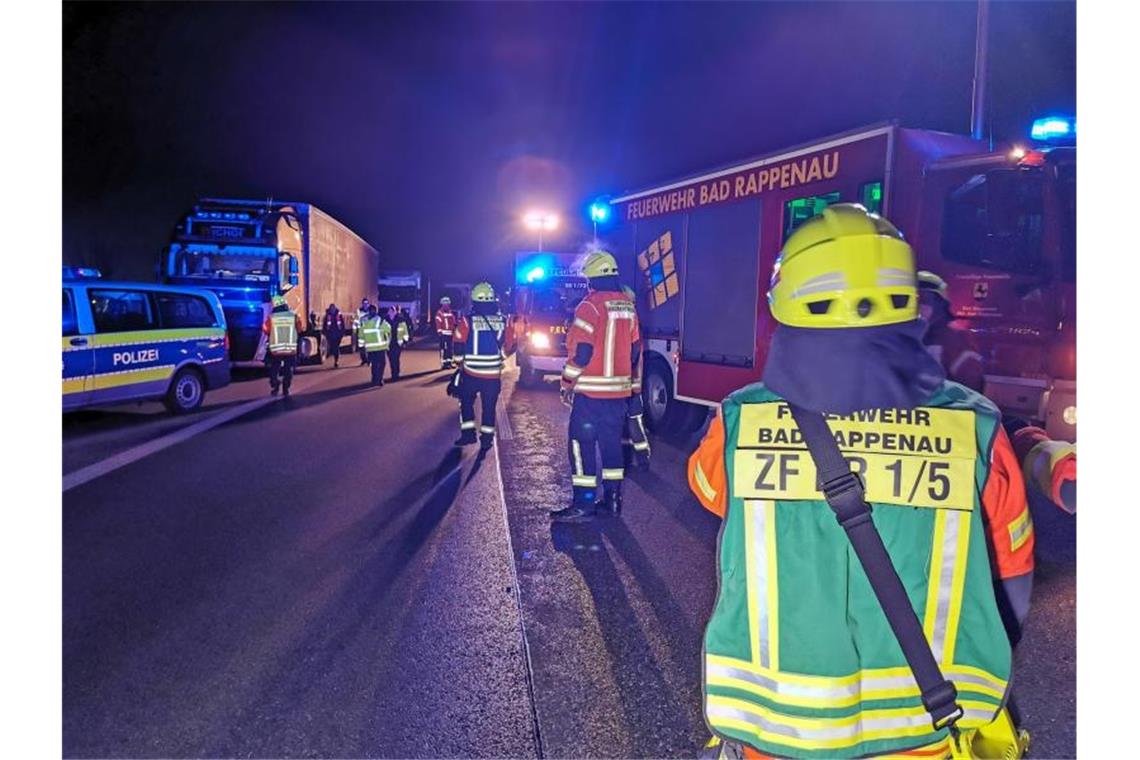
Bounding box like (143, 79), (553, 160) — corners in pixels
(63, 1), (1075, 285)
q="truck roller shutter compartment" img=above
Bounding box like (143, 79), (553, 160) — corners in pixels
(680, 199), (761, 368)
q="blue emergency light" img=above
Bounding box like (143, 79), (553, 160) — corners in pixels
(526, 266), (546, 283)
(1031, 116), (1075, 142)
(589, 202), (611, 223)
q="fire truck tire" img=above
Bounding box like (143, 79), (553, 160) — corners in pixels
(642, 358), (706, 434)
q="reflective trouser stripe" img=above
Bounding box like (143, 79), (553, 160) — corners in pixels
(706, 695), (997, 752)
(602, 468), (624, 480)
(922, 509), (970, 663)
(572, 440), (585, 476)
(572, 475), (597, 487)
(630, 414), (649, 450)
(480, 426), (495, 435)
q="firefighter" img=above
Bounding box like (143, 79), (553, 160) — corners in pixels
(358, 304), (392, 387)
(435, 296), (458, 369)
(689, 205), (1034, 759)
(387, 306), (411, 381)
(621, 285), (651, 469)
(552, 251), (640, 521)
(918, 271), (986, 392)
(263, 295), (302, 398)
(1007, 418), (1076, 514)
(356, 297), (372, 365)
(322, 302), (345, 368)
(451, 282), (515, 450)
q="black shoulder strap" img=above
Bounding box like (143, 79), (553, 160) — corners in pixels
(787, 403), (964, 734)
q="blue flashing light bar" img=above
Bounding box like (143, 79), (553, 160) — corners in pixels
(1031, 116), (1075, 142)
(589, 202), (610, 223)
(526, 266), (546, 283)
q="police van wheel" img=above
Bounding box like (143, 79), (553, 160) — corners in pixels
(164, 368), (205, 414)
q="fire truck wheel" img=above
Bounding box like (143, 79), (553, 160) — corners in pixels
(642, 358), (705, 434)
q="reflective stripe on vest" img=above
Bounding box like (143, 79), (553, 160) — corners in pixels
(360, 319), (390, 351)
(462, 316), (505, 377)
(703, 383), (1011, 759)
(270, 313), (297, 355)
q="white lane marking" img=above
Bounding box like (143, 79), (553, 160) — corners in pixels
(497, 373), (515, 441)
(491, 440), (543, 756)
(62, 367), (346, 493)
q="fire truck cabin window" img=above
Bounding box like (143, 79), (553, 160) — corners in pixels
(942, 169), (1045, 276)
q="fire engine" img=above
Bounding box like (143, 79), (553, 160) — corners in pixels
(602, 117), (1076, 441)
(510, 251), (589, 387)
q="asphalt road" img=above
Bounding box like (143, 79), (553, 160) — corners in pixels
(63, 347), (1076, 758)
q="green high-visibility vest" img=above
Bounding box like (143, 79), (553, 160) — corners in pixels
(269, 312), (298, 355)
(703, 381), (1011, 759)
(396, 320), (410, 345)
(360, 317), (391, 352)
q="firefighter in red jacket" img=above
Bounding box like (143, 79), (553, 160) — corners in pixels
(553, 251), (641, 522)
(451, 282), (516, 450)
(434, 296), (458, 369)
(918, 271), (985, 392)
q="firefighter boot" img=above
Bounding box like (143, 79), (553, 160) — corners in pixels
(480, 433), (494, 452)
(603, 487), (623, 517)
(551, 493), (597, 523)
(454, 430), (478, 447)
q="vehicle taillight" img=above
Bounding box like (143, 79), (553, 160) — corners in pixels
(224, 332), (231, 354)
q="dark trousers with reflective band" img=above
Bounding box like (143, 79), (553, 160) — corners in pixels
(368, 350), (387, 385)
(568, 395), (627, 502)
(458, 374), (500, 442)
(389, 343), (402, 379)
(268, 353), (296, 391)
(439, 334), (453, 365)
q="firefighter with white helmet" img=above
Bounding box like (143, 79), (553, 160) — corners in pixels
(450, 282), (515, 450)
(552, 250), (641, 521)
(690, 204), (1033, 759)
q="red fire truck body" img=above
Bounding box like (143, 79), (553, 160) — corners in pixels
(606, 122), (1076, 440)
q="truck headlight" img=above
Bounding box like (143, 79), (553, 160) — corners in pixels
(1062, 405), (1077, 425)
(529, 332), (551, 350)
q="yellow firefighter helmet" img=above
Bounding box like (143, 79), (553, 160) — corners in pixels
(767, 203), (917, 328)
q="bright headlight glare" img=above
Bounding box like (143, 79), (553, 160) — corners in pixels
(530, 332), (551, 349)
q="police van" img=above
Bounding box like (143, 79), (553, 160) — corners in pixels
(63, 276), (231, 414)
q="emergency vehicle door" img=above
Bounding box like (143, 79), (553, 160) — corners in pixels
(62, 287), (94, 410)
(88, 288), (169, 405)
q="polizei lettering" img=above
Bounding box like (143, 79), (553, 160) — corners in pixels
(113, 348), (159, 366)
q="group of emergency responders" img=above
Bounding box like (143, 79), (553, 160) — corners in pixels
(259, 203), (1057, 758)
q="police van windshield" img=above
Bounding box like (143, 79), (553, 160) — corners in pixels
(174, 249), (275, 282)
(942, 169), (1045, 276)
